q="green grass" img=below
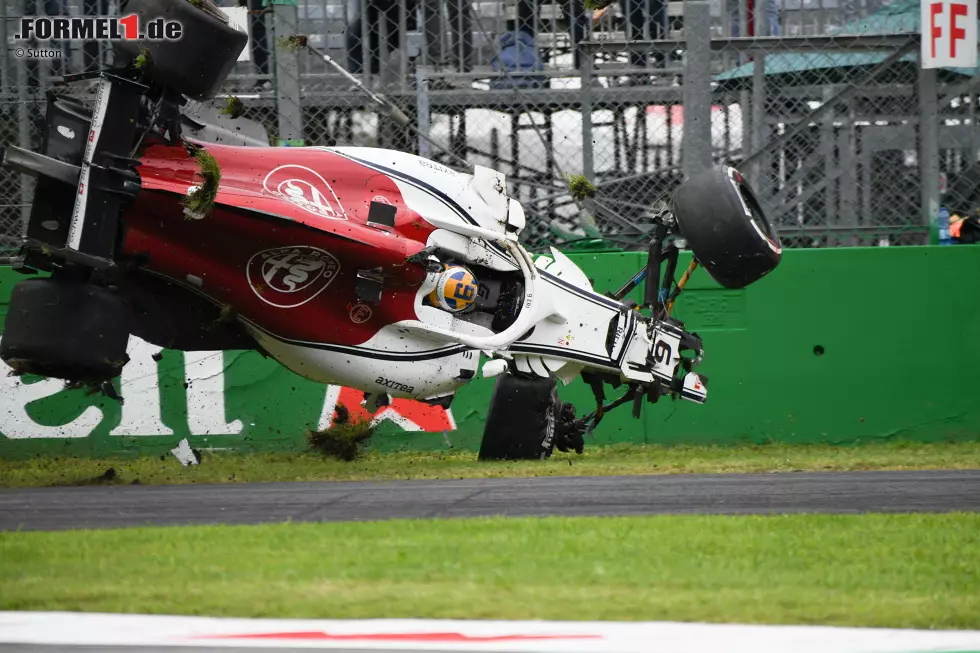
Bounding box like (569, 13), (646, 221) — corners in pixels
(182, 148), (221, 218)
(1, 514), (978, 627)
(2, 440), (978, 489)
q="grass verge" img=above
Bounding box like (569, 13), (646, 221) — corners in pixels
(1, 440), (977, 489)
(1, 513), (978, 628)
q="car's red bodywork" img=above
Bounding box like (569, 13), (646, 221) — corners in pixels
(123, 142), (434, 348)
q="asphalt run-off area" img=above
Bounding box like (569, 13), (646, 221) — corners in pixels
(1, 469), (978, 532)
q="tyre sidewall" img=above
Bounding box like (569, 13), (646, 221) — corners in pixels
(672, 166), (782, 289)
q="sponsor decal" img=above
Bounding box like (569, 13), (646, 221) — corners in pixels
(558, 333), (575, 347)
(262, 164), (348, 220)
(246, 245), (340, 309)
(376, 377), (415, 395)
(320, 386), (455, 433)
(371, 195), (392, 205)
(348, 303), (372, 324)
(418, 159), (458, 176)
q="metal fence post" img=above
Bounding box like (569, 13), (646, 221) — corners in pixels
(1, 0), (9, 94)
(359, 0), (371, 90)
(16, 54), (31, 237)
(273, 0), (304, 146)
(682, 0), (713, 177)
(822, 85), (838, 245)
(579, 44), (599, 233)
(398, 0), (408, 94)
(918, 60), (940, 239)
(838, 95), (858, 246)
(969, 93), (979, 165)
(580, 45), (595, 184)
(750, 52), (767, 193)
(416, 66), (430, 159)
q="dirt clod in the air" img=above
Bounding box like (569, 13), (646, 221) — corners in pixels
(276, 35), (309, 51)
(307, 404), (375, 462)
(567, 174), (597, 201)
(220, 96), (245, 119)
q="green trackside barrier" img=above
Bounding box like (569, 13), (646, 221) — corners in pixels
(1, 245), (978, 460)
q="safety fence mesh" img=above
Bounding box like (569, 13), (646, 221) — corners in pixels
(0, 0), (977, 257)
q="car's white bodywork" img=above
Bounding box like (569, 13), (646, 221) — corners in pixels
(245, 146), (706, 408)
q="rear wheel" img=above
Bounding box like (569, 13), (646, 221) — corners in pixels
(671, 166), (782, 289)
(113, 0), (248, 101)
(0, 277), (130, 384)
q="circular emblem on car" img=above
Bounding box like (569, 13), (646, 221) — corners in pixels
(349, 303), (373, 324)
(262, 164), (348, 221)
(246, 245), (341, 308)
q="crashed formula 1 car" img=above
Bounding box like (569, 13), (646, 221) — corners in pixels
(0, 0), (781, 459)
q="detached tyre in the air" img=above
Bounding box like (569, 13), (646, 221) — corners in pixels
(0, 278), (130, 384)
(671, 166), (782, 289)
(113, 0), (248, 101)
(478, 374), (559, 461)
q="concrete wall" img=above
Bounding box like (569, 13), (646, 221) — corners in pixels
(1, 245), (978, 459)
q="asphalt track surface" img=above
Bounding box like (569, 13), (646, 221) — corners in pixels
(1, 470), (978, 532)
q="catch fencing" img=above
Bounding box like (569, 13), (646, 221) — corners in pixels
(0, 0), (977, 257)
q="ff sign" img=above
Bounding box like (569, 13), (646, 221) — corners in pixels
(921, 0), (977, 69)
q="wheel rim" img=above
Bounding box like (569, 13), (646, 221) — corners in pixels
(729, 168), (781, 255)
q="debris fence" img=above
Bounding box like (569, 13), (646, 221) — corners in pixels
(1, 0), (977, 257)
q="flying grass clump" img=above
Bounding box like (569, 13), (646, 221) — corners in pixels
(183, 148), (221, 219)
(220, 95), (245, 119)
(583, 0), (616, 9)
(307, 404), (375, 462)
(276, 35), (309, 52)
(133, 47), (151, 71)
(568, 174), (597, 201)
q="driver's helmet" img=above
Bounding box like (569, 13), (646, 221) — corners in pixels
(428, 265), (479, 313)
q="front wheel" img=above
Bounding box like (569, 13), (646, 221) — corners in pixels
(671, 166), (782, 289)
(478, 374), (559, 461)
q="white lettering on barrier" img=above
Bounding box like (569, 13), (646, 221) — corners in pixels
(184, 351), (244, 435)
(109, 339), (174, 437)
(0, 364), (104, 439)
(0, 335), (238, 439)
(0, 335), (455, 440)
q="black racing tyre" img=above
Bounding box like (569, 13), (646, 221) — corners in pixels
(478, 374), (558, 461)
(0, 278), (130, 384)
(113, 0), (248, 101)
(671, 165), (782, 289)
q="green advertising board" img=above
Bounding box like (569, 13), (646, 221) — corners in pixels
(1, 245), (978, 459)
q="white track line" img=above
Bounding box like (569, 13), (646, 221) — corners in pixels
(2, 613), (980, 653)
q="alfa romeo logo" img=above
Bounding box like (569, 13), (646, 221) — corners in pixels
(262, 164), (348, 221)
(246, 246), (341, 308)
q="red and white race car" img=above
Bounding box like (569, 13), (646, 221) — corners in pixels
(0, 0), (781, 459)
